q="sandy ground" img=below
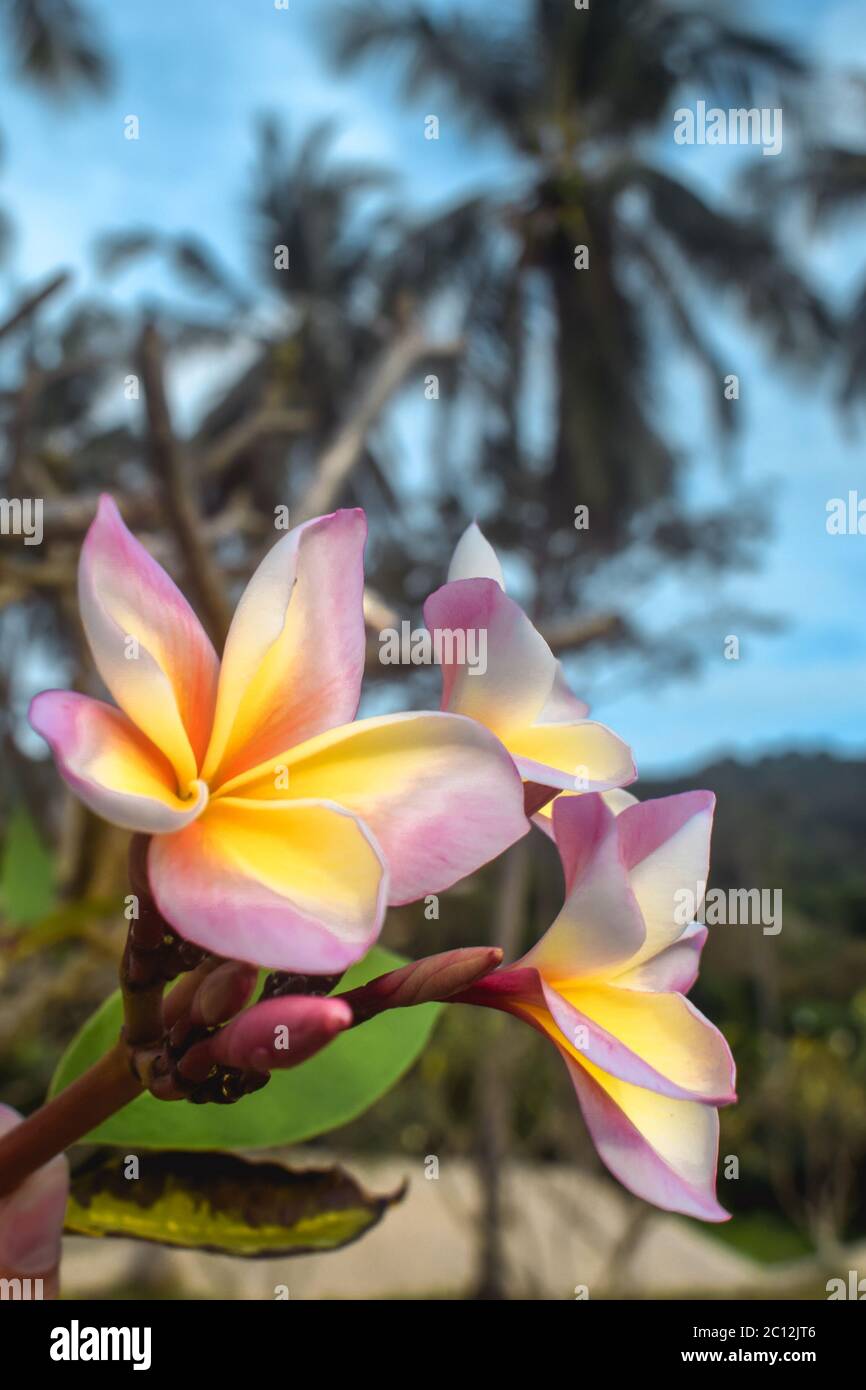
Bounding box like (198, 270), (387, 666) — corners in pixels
(57, 1150), (848, 1301)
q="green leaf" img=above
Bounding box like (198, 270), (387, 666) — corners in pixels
(65, 1150), (404, 1256)
(49, 946), (440, 1149)
(0, 809), (55, 925)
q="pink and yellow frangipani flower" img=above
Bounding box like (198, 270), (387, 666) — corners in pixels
(534, 785), (639, 837)
(30, 497), (528, 975)
(424, 522), (635, 805)
(456, 790), (736, 1221)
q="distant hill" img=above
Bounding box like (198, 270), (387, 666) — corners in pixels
(640, 753), (866, 937)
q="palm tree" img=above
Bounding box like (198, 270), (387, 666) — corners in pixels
(0, 0), (109, 261)
(328, 0), (839, 1299)
(328, 0), (833, 604)
(751, 140), (866, 406)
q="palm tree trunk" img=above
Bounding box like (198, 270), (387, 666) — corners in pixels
(473, 839), (529, 1299)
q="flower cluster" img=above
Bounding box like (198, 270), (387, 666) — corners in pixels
(31, 500), (735, 1220)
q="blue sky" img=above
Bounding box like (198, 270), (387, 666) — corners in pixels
(1, 0), (864, 776)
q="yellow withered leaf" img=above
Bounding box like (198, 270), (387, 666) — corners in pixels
(65, 1150), (405, 1257)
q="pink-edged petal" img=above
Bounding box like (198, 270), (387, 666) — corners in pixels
(617, 792), (716, 968)
(78, 495), (218, 788)
(602, 787), (639, 815)
(451, 970), (730, 1219)
(613, 921), (708, 993)
(619, 790), (715, 876)
(508, 718), (636, 792)
(0, 1105), (69, 1278)
(202, 509), (367, 786)
(531, 803), (556, 838)
(148, 797), (388, 974)
(535, 664), (590, 722)
(520, 795), (645, 979)
(29, 690), (208, 833)
(533, 785), (638, 837)
(424, 578), (557, 737)
(565, 1057), (730, 1222)
(424, 578), (634, 791)
(542, 980), (736, 1104)
(218, 711), (529, 906)
(446, 521), (505, 587)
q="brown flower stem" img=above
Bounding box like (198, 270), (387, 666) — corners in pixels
(121, 834), (206, 1066)
(0, 1040), (141, 1199)
(121, 988), (164, 1050)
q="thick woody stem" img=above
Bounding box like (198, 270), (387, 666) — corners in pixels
(0, 1041), (141, 1199)
(122, 838), (275, 1104)
(0, 865), (505, 1195)
(121, 836), (203, 1073)
(0, 844), (276, 1194)
(120, 935), (166, 1050)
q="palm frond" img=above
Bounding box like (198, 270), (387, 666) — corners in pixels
(754, 145), (866, 227)
(329, 2), (535, 149)
(94, 230), (247, 307)
(625, 164), (835, 361)
(6, 0), (109, 94)
(622, 226), (735, 441)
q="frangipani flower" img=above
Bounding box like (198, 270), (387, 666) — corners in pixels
(30, 498), (528, 974)
(424, 522), (635, 807)
(535, 785), (638, 836)
(0, 1106), (68, 1292)
(455, 790), (736, 1220)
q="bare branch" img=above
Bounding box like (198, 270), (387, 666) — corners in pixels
(296, 326), (462, 523)
(0, 271), (72, 343)
(28, 493), (161, 540)
(137, 323), (233, 647)
(202, 407), (313, 475)
(541, 613), (625, 653)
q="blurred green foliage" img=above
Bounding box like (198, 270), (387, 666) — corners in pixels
(0, 807), (54, 925)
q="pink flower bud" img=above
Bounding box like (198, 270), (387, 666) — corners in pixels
(339, 946), (503, 1024)
(177, 995), (353, 1078)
